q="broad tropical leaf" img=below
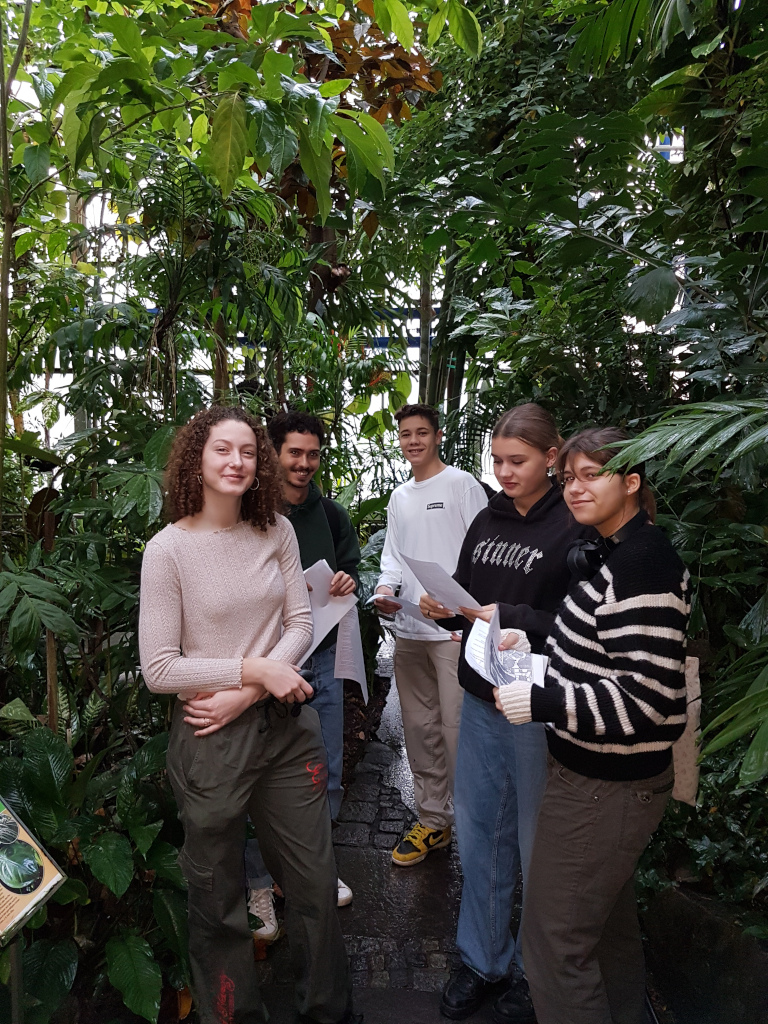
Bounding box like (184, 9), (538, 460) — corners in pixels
(82, 831), (134, 897)
(106, 934), (162, 1023)
(209, 93), (248, 198)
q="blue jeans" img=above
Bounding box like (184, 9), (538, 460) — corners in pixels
(454, 691), (548, 980)
(246, 644), (344, 888)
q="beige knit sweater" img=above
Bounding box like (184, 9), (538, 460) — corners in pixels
(139, 516), (313, 696)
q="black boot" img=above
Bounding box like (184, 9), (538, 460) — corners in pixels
(440, 963), (490, 1020)
(492, 976), (536, 1024)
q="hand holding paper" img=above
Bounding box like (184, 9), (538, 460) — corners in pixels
(464, 606), (547, 688)
(300, 560), (358, 667)
(366, 593), (426, 622)
(402, 555), (481, 614)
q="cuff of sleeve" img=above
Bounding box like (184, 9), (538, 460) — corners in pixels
(499, 628), (531, 653)
(498, 684), (533, 725)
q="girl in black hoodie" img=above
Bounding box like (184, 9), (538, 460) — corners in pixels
(420, 405), (590, 1024)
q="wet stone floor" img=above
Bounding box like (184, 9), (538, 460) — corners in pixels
(257, 675), (503, 1023)
(256, 664), (674, 1024)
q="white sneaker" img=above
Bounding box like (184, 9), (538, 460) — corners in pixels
(248, 887), (280, 942)
(337, 877), (353, 907)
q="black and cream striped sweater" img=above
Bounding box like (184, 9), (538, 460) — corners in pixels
(498, 523), (690, 781)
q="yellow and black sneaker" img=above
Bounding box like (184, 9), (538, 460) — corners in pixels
(391, 822), (451, 866)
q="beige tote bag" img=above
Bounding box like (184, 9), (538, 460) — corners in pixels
(672, 656), (701, 806)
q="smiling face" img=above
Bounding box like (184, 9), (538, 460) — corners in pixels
(200, 420), (258, 498)
(491, 435), (557, 511)
(561, 452), (641, 536)
(277, 430), (321, 498)
(397, 415), (442, 469)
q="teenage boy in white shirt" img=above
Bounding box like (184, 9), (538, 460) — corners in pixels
(375, 404), (488, 866)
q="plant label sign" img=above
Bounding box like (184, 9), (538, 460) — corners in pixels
(0, 797), (66, 946)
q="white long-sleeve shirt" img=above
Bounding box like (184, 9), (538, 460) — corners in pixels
(377, 465), (488, 640)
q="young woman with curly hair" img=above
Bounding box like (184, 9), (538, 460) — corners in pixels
(139, 405), (358, 1024)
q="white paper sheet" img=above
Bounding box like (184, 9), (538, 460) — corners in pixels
(298, 560), (358, 667)
(465, 609), (548, 688)
(366, 593), (427, 624)
(335, 607), (368, 704)
(401, 555), (481, 613)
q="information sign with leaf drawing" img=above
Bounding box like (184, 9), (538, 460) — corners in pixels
(0, 797), (66, 946)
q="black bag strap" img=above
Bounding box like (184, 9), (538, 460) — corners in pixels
(320, 495), (342, 548)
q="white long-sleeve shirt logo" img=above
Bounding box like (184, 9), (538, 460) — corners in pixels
(472, 536), (543, 574)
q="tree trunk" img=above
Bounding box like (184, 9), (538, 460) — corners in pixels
(8, 390), (22, 435)
(0, 0), (36, 547)
(418, 264), (431, 402)
(44, 508), (58, 732)
(447, 345), (465, 414)
(427, 243), (458, 409)
(212, 285), (229, 400)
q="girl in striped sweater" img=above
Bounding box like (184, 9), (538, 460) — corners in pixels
(493, 427), (690, 1024)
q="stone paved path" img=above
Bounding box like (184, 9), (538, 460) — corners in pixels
(257, 660), (672, 1024)
(256, 671), (501, 1022)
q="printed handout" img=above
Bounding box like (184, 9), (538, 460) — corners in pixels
(465, 606), (548, 688)
(401, 555), (481, 613)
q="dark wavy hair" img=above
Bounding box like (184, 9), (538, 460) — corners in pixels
(165, 406), (284, 532)
(267, 410), (325, 453)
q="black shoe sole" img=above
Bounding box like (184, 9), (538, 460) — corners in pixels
(440, 996), (486, 1020)
(492, 1008), (537, 1024)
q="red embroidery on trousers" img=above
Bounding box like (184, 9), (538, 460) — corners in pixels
(216, 972), (235, 1023)
(306, 760), (328, 792)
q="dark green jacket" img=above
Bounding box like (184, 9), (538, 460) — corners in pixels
(287, 480), (361, 653)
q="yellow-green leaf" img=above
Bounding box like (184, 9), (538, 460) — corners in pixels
(428, 6), (448, 45)
(210, 93), (248, 198)
(356, 111), (395, 171)
(447, 0), (482, 56)
(319, 78), (352, 97)
(191, 113), (209, 146)
(380, 0), (414, 50)
(299, 128), (332, 222)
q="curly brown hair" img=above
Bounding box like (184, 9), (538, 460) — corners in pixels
(165, 406), (284, 531)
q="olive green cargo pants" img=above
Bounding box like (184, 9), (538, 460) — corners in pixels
(167, 698), (352, 1024)
(522, 756), (674, 1024)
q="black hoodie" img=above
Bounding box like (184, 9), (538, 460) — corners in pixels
(439, 484), (592, 703)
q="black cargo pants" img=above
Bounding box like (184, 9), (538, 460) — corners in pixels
(167, 697), (352, 1024)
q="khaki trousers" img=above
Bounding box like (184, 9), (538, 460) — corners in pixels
(394, 637), (463, 830)
(167, 699), (352, 1024)
(522, 755), (674, 1024)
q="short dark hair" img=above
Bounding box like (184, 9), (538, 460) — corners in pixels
(394, 403), (440, 433)
(267, 410), (325, 453)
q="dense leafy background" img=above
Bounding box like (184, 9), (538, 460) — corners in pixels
(1, 0), (767, 1018)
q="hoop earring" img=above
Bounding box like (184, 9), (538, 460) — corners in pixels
(250, 477), (260, 491)
(197, 474), (203, 485)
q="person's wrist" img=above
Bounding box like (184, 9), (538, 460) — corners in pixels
(497, 683), (533, 724)
(242, 657), (267, 687)
(376, 586), (394, 595)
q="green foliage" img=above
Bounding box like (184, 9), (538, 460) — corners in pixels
(106, 934), (163, 1023)
(639, 751), (768, 921)
(2, 0), (768, 1010)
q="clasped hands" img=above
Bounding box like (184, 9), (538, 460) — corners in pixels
(183, 658), (314, 737)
